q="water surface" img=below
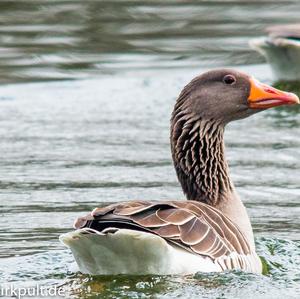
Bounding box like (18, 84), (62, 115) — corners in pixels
(0, 1), (299, 298)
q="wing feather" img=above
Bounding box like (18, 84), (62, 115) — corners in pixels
(131, 211), (169, 227)
(156, 208), (195, 225)
(153, 224), (180, 238)
(179, 217), (209, 245)
(113, 201), (154, 216)
(75, 200), (253, 270)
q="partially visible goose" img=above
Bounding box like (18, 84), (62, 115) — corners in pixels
(250, 24), (300, 81)
(60, 69), (299, 275)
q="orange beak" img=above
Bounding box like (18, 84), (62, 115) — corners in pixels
(248, 78), (300, 109)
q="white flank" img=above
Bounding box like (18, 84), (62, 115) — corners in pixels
(59, 228), (222, 275)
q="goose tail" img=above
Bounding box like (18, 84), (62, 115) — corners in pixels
(59, 228), (220, 275)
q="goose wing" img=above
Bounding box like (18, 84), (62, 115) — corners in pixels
(74, 200), (252, 270)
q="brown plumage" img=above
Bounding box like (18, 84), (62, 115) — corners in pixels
(75, 200), (250, 270)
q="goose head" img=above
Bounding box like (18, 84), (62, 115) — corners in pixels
(172, 69), (299, 126)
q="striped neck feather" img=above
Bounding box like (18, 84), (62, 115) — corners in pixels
(171, 113), (233, 206)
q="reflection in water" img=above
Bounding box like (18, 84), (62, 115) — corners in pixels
(0, 0), (300, 83)
(2, 238), (298, 299)
(61, 238), (300, 298)
(0, 1), (299, 299)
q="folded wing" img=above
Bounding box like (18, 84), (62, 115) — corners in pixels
(74, 200), (253, 271)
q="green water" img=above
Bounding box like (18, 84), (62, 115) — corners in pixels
(0, 1), (299, 298)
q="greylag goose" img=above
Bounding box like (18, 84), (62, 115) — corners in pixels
(60, 69), (299, 275)
(250, 24), (300, 81)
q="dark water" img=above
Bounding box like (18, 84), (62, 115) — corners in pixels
(0, 1), (299, 298)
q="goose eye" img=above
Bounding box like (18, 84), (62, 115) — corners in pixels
(223, 75), (236, 85)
